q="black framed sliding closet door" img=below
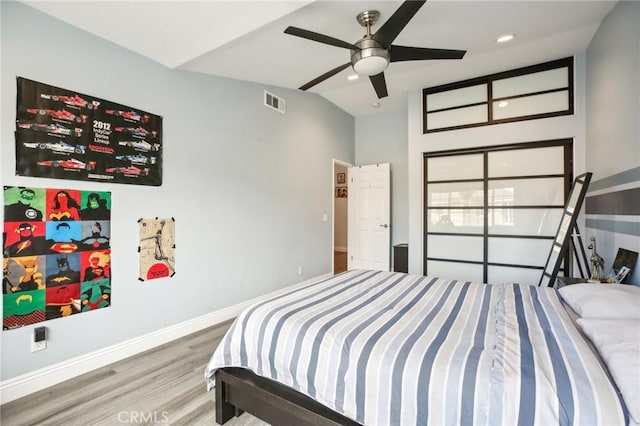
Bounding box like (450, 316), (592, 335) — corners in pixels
(424, 140), (573, 284)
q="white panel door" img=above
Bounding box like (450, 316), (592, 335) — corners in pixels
(348, 163), (391, 271)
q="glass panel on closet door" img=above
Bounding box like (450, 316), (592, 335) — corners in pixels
(426, 260), (483, 283)
(427, 181), (484, 207)
(488, 208), (563, 236)
(488, 178), (564, 206)
(488, 237), (553, 267)
(427, 235), (483, 262)
(427, 209), (484, 234)
(487, 265), (542, 286)
(488, 145), (564, 177)
(427, 154), (483, 181)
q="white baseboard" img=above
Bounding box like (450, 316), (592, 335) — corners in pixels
(0, 273), (331, 404)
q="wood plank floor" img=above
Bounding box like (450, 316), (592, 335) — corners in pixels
(1, 319), (269, 425)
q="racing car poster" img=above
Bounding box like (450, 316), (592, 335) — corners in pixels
(15, 77), (163, 186)
(3, 185), (112, 330)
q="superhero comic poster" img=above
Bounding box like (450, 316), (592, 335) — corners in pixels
(138, 218), (175, 281)
(3, 186), (112, 330)
(15, 77), (163, 186)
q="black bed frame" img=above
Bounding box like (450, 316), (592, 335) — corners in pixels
(215, 367), (361, 425)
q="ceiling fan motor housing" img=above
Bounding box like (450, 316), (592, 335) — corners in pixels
(351, 38), (390, 76)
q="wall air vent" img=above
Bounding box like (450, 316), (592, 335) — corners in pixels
(264, 90), (285, 114)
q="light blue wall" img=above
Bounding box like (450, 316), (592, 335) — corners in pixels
(355, 109), (409, 247)
(585, 1), (640, 285)
(1, 2), (354, 380)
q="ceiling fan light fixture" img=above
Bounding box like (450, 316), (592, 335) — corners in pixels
(353, 55), (389, 76)
(351, 43), (390, 76)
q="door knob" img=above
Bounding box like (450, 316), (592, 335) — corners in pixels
(380, 224), (389, 228)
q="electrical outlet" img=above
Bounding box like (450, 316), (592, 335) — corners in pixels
(31, 336), (46, 352)
(298, 265), (303, 275)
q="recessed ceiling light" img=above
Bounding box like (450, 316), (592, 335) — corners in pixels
(496, 34), (515, 43)
(347, 74), (359, 81)
(498, 101), (509, 108)
(371, 102), (380, 108)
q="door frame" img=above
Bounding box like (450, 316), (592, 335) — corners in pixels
(332, 159), (352, 274)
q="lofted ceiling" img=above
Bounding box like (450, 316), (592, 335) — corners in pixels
(20, 1), (616, 117)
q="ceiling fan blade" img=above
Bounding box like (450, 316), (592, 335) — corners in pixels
(369, 72), (388, 99)
(285, 26), (358, 50)
(390, 45), (466, 62)
(373, 0), (427, 47)
(299, 62), (352, 91)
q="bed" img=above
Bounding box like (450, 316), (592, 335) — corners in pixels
(205, 269), (638, 425)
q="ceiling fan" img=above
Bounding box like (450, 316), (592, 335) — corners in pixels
(284, 0), (466, 99)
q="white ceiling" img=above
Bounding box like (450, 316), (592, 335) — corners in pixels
(21, 1), (616, 117)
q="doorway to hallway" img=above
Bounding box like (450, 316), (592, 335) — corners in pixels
(333, 160), (351, 274)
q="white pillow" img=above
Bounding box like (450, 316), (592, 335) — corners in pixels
(558, 283), (640, 319)
(577, 318), (640, 424)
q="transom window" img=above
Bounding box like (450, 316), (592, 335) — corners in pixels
(423, 57), (574, 133)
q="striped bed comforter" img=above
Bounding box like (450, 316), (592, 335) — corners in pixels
(205, 270), (627, 425)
